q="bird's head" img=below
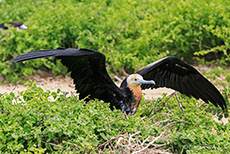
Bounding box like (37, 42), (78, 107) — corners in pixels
(124, 74), (155, 116)
(126, 74), (155, 87)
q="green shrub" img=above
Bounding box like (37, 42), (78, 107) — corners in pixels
(0, 81), (229, 153)
(0, 0), (230, 82)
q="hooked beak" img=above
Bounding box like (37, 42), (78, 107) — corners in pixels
(138, 79), (155, 85)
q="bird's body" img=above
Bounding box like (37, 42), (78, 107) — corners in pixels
(0, 22), (28, 30)
(9, 48), (227, 115)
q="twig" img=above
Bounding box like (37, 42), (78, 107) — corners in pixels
(71, 91), (76, 97)
(154, 92), (176, 114)
(64, 141), (78, 148)
(3, 85), (17, 95)
(177, 126), (185, 132)
(175, 92), (186, 116)
(106, 118), (110, 129)
(149, 98), (159, 115)
(0, 110), (11, 114)
(49, 142), (66, 150)
(63, 91), (69, 98)
(141, 136), (151, 146)
(123, 112), (129, 119)
(199, 102), (206, 108)
(156, 91), (185, 116)
(162, 120), (197, 128)
(10, 85), (17, 93)
(155, 113), (164, 122)
(155, 119), (172, 126)
(113, 75), (123, 82)
(129, 131), (141, 143)
(97, 135), (124, 151)
(190, 42), (211, 49)
(164, 92), (176, 103)
(141, 113), (156, 121)
(131, 132), (164, 154)
(71, 38), (75, 48)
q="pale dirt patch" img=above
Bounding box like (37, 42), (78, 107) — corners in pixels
(0, 65), (220, 97)
(0, 72), (174, 100)
(0, 74), (75, 95)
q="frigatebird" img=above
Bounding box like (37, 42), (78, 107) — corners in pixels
(0, 22), (28, 30)
(9, 48), (227, 115)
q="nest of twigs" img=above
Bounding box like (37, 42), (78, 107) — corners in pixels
(97, 131), (172, 154)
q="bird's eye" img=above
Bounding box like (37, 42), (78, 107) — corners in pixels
(134, 78), (137, 81)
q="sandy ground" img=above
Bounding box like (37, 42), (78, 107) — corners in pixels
(0, 65), (213, 97)
(0, 73), (174, 100)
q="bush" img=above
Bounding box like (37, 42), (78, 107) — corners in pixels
(0, 81), (229, 153)
(1, 1), (230, 153)
(0, 0), (230, 82)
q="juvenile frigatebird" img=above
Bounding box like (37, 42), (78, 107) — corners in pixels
(9, 48), (227, 115)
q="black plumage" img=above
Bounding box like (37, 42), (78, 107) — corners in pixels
(121, 56), (227, 110)
(9, 48), (227, 115)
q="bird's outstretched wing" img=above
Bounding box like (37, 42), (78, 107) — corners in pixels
(121, 56), (227, 111)
(9, 48), (124, 107)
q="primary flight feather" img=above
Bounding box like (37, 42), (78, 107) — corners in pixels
(9, 48), (227, 115)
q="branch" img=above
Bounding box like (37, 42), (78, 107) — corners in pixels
(162, 120), (197, 128)
(190, 42), (211, 49)
(175, 92), (185, 116)
(132, 132), (164, 154)
(49, 142), (66, 150)
(0, 110), (11, 114)
(97, 135), (125, 151)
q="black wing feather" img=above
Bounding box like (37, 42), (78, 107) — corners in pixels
(9, 48), (124, 107)
(121, 56), (227, 110)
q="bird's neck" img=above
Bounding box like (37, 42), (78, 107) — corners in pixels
(128, 85), (142, 110)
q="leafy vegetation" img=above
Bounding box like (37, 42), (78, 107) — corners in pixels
(0, 75), (229, 153)
(0, 0), (230, 82)
(0, 0), (230, 153)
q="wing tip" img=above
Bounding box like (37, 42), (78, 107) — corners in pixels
(221, 102), (228, 112)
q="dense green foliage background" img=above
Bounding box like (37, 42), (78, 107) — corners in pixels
(0, 0), (230, 153)
(0, 0), (230, 82)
